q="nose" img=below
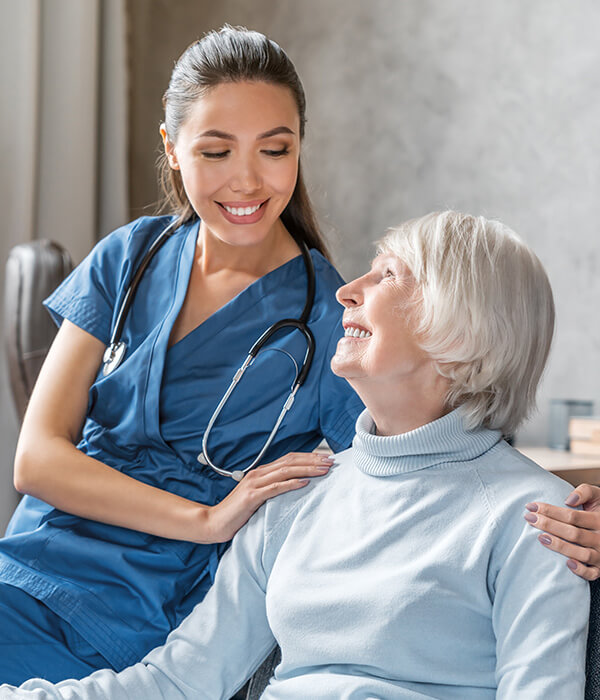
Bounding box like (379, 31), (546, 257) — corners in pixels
(336, 276), (364, 308)
(230, 155), (262, 194)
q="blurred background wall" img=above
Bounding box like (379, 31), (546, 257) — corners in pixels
(1, 0), (599, 528)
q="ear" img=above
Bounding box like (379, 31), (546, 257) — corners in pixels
(160, 123), (180, 170)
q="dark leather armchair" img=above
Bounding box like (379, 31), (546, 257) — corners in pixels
(4, 240), (73, 421)
(587, 581), (600, 699)
(4, 241), (597, 698)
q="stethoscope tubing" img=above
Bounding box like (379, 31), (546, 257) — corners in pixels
(103, 218), (180, 375)
(102, 218), (316, 481)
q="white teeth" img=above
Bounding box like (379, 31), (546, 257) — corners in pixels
(223, 204), (261, 216)
(344, 326), (372, 338)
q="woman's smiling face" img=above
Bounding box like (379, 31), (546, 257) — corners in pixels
(162, 80), (301, 248)
(331, 254), (432, 386)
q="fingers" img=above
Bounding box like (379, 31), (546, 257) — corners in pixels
(525, 509), (599, 548)
(565, 559), (600, 581)
(536, 533), (600, 581)
(524, 501), (600, 531)
(257, 476), (317, 500)
(564, 483), (600, 508)
(525, 493), (600, 581)
(251, 453), (335, 485)
(234, 453), (336, 505)
(259, 452), (335, 471)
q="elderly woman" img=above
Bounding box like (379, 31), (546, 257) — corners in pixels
(1, 211), (589, 699)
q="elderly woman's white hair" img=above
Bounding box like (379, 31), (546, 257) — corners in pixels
(378, 211), (555, 436)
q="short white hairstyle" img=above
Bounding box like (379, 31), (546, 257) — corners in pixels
(378, 211), (555, 436)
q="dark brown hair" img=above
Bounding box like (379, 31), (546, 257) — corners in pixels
(158, 25), (329, 258)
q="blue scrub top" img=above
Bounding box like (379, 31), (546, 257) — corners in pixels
(0, 216), (363, 670)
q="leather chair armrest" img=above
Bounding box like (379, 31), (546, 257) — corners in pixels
(4, 240), (73, 422)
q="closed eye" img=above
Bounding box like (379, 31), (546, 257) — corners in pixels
(262, 147), (290, 157)
(201, 150), (230, 159)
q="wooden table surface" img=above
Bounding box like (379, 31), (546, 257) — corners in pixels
(517, 446), (600, 487)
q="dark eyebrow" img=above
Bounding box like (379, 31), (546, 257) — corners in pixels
(257, 126), (295, 139)
(196, 126), (295, 142)
(198, 129), (235, 140)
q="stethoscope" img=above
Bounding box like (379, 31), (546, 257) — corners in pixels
(102, 218), (316, 482)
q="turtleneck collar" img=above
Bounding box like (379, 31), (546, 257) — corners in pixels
(352, 408), (502, 477)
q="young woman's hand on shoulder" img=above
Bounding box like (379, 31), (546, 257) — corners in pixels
(203, 452), (334, 543)
(525, 483), (600, 580)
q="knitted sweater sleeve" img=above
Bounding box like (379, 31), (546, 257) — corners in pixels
(0, 502), (284, 700)
(485, 466), (589, 699)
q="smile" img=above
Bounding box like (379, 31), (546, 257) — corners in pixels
(222, 203), (262, 216)
(216, 200), (268, 225)
(343, 325), (372, 338)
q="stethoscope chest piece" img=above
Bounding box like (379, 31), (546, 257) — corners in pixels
(103, 341), (127, 376)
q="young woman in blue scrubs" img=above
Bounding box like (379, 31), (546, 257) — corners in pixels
(0, 27), (363, 684)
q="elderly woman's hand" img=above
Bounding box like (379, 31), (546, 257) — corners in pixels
(524, 483), (600, 580)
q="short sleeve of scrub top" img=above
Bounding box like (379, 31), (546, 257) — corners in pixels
(43, 218), (148, 343)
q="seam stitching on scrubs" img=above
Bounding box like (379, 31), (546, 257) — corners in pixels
(0, 557), (138, 669)
(45, 295), (111, 344)
(327, 407), (357, 448)
(141, 220), (193, 442)
(43, 216), (150, 343)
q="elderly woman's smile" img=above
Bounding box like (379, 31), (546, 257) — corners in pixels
(342, 324), (372, 338)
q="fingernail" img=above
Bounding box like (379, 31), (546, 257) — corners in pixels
(524, 512), (537, 523)
(539, 534), (552, 545)
(525, 502), (538, 512)
(299, 479), (310, 485)
(320, 456), (334, 463)
(565, 493), (580, 506)
(315, 465), (331, 472)
(567, 559), (578, 571)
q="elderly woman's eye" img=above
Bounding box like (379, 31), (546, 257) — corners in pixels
(384, 268), (395, 278)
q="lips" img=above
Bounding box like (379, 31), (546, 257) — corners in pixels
(217, 199), (268, 224)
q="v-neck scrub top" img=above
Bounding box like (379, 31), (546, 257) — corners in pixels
(0, 216), (364, 671)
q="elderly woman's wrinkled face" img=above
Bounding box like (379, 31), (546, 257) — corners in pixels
(331, 254), (431, 385)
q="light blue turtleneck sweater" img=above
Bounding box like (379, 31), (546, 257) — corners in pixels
(2, 409), (589, 699)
